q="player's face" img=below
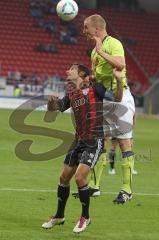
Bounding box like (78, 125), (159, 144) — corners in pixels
(66, 65), (83, 92)
(83, 21), (96, 40)
(66, 65), (79, 82)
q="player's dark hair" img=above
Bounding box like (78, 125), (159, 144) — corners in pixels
(73, 63), (90, 77)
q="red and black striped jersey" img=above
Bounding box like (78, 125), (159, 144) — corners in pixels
(59, 83), (106, 140)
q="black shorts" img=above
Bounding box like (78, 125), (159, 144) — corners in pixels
(64, 139), (104, 168)
(111, 137), (133, 141)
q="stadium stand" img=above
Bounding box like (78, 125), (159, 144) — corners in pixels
(0, 0), (158, 96)
(0, 0), (90, 78)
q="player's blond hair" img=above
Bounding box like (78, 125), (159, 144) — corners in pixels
(84, 14), (106, 30)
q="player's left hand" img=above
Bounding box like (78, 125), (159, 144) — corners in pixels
(93, 36), (104, 55)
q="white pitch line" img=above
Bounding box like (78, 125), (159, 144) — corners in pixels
(0, 188), (57, 193)
(0, 188), (159, 196)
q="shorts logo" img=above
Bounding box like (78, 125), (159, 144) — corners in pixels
(89, 153), (94, 159)
(87, 159), (92, 163)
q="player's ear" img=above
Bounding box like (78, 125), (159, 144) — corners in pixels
(79, 71), (85, 77)
(85, 76), (90, 82)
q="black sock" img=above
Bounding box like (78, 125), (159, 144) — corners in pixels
(109, 149), (116, 169)
(54, 184), (70, 218)
(78, 185), (90, 219)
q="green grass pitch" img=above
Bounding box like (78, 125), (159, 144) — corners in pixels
(0, 109), (159, 240)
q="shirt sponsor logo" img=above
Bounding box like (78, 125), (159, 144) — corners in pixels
(72, 98), (85, 108)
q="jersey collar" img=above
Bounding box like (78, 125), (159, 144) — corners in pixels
(102, 35), (109, 43)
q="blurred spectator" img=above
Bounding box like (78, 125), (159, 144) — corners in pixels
(30, 1), (44, 18)
(43, 73), (50, 82)
(67, 23), (79, 38)
(14, 70), (21, 82)
(37, 19), (57, 34)
(7, 70), (21, 84)
(31, 72), (38, 85)
(37, 19), (46, 28)
(13, 85), (21, 97)
(52, 73), (62, 82)
(60, 31), (77, 44)
(44, 20), (57, 34)
(50, 73), (62, 90)
(49, 44), (59, 53)
(30, 0), (56, 17)
(37, 43), (59, 53)
(21, 72), (28, 82)
(7, 70), (15, 83)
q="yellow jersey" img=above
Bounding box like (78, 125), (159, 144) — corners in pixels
(91, 36), (128, 92)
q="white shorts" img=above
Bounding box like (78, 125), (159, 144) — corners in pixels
(116, 89), (135, 139)
(103, 89), (135, 139)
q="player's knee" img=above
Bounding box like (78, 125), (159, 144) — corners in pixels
(118, 141), (124, 150)
(59, 174), (69, 185)
(75, 173), (84, 186)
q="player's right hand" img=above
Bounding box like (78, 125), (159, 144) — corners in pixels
(113, 68), (123, 80)
(47, 96), (59, 111)
(93, 36), (104, 56)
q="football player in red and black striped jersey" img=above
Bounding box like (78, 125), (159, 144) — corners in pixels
(42, 63), (123, 233)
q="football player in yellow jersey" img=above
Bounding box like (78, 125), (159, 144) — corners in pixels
(83, 14), (135, 204)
